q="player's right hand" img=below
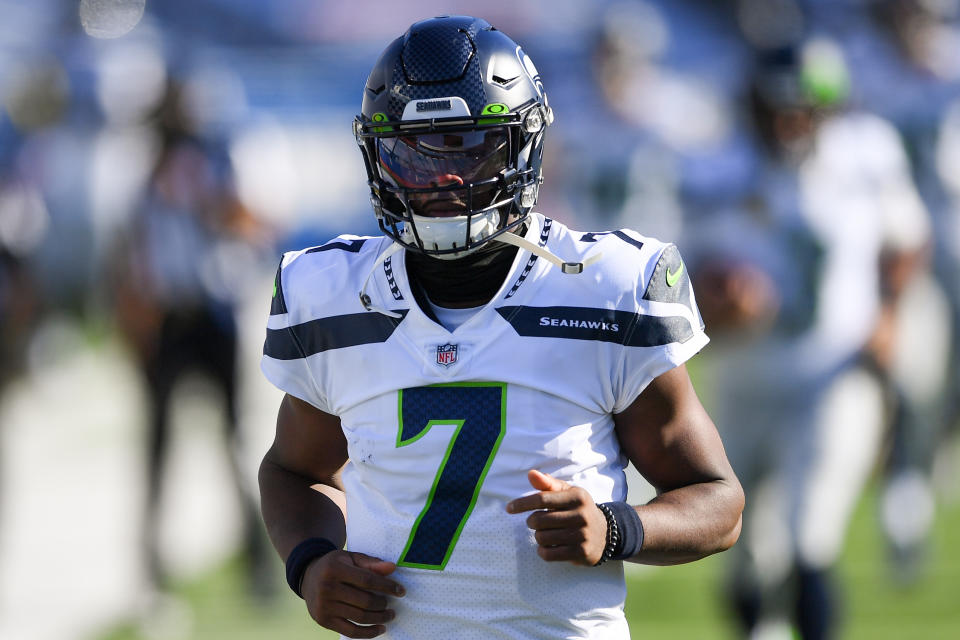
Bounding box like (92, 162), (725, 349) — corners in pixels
(301, 550), (405, 639)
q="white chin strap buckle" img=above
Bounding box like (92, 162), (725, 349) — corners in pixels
(494, 231), (602, 275)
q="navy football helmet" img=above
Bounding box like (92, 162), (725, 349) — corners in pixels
(354, 16), (553, 258)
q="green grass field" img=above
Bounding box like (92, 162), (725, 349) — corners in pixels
(96, 470), (960, 640)
(620, 482), (960, 640)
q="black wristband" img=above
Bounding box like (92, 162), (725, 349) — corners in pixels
(285, 537), (338, 598)
(598, 501), (644, 563)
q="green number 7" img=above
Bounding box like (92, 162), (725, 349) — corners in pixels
(396, 382), (506, 570)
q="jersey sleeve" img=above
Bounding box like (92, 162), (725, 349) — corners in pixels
(858, 114), (930, 253)
(613, 243), (709, 413)
(260, 254), (332, 413)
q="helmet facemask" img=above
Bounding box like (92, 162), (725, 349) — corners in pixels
(355, 102), (548, 259)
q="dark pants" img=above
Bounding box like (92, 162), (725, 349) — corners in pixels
(140, 306), (271, 595)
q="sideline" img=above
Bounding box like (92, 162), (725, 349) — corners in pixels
(0, 282), (281, 640)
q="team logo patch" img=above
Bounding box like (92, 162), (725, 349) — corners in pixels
(436, 343), (458, 367)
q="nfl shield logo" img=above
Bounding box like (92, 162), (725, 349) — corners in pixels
(436, 343), (458, 367)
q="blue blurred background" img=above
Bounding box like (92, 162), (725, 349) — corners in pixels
(0, 1), (958, 639)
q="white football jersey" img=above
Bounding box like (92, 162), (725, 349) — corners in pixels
(261, 213), (708, 639)
(694, 111), (930, 399)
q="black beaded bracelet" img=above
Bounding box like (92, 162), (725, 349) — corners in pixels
(594, 501), (644, 565)
(285, 537), (338, 598)
(594, 503), (621, 565)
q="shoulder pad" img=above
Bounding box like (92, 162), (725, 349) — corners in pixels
(642, 244), (689, 305)
(270, 258), (287, 316)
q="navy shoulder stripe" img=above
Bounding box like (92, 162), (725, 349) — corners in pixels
(264, 310), (408, 360)
(496, 305), (693, 347)
(306, 238), (368, 254)
(270, 259), (287, 316)
(613, 230), (645, 252)
(580, 230), (644, 252)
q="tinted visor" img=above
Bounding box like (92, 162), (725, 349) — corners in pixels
(376, 128), (509, 191)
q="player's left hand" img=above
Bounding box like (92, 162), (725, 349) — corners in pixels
(506, 469), (608, 566)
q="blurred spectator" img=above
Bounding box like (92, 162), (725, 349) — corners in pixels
(859, 0), (960, 587)
(869, 0), (960, 84)
(566, 0), (747, 238)
(2, 52), (100, 315)
(690, 37), (931, 639)
(109, 78), (274, 600)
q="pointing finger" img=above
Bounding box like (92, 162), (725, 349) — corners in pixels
(527, 469), (569, 492)
(507, 490), (584, 514)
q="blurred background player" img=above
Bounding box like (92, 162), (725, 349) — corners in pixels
(690, 35), (932, 639)
(110, 78), (274, 600)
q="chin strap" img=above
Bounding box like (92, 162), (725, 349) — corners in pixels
(359, 231), (603, 317)
(493, 231), (603, 274)
(359, 241), (404, 318)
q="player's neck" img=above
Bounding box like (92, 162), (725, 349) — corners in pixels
(405, 241), (519, 309)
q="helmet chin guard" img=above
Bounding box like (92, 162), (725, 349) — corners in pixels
(354, 16), (552, 258)
(400, 210), (501, 259)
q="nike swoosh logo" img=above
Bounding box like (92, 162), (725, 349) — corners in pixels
(666, 262), (684, 287)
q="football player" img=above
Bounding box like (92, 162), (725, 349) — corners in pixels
(258, 16), (743, 639)
(692, 38), (932, 640)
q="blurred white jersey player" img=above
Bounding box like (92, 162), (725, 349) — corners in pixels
(690, 39), (931, 640)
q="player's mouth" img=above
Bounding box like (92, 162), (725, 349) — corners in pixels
(416, 198), (467, 218)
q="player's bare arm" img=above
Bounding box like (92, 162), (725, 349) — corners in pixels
(259, 394), (405, 639)
(508, 364), (743, 567)
(615, 363), (743, 565)
(865, 244), (929, 372)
